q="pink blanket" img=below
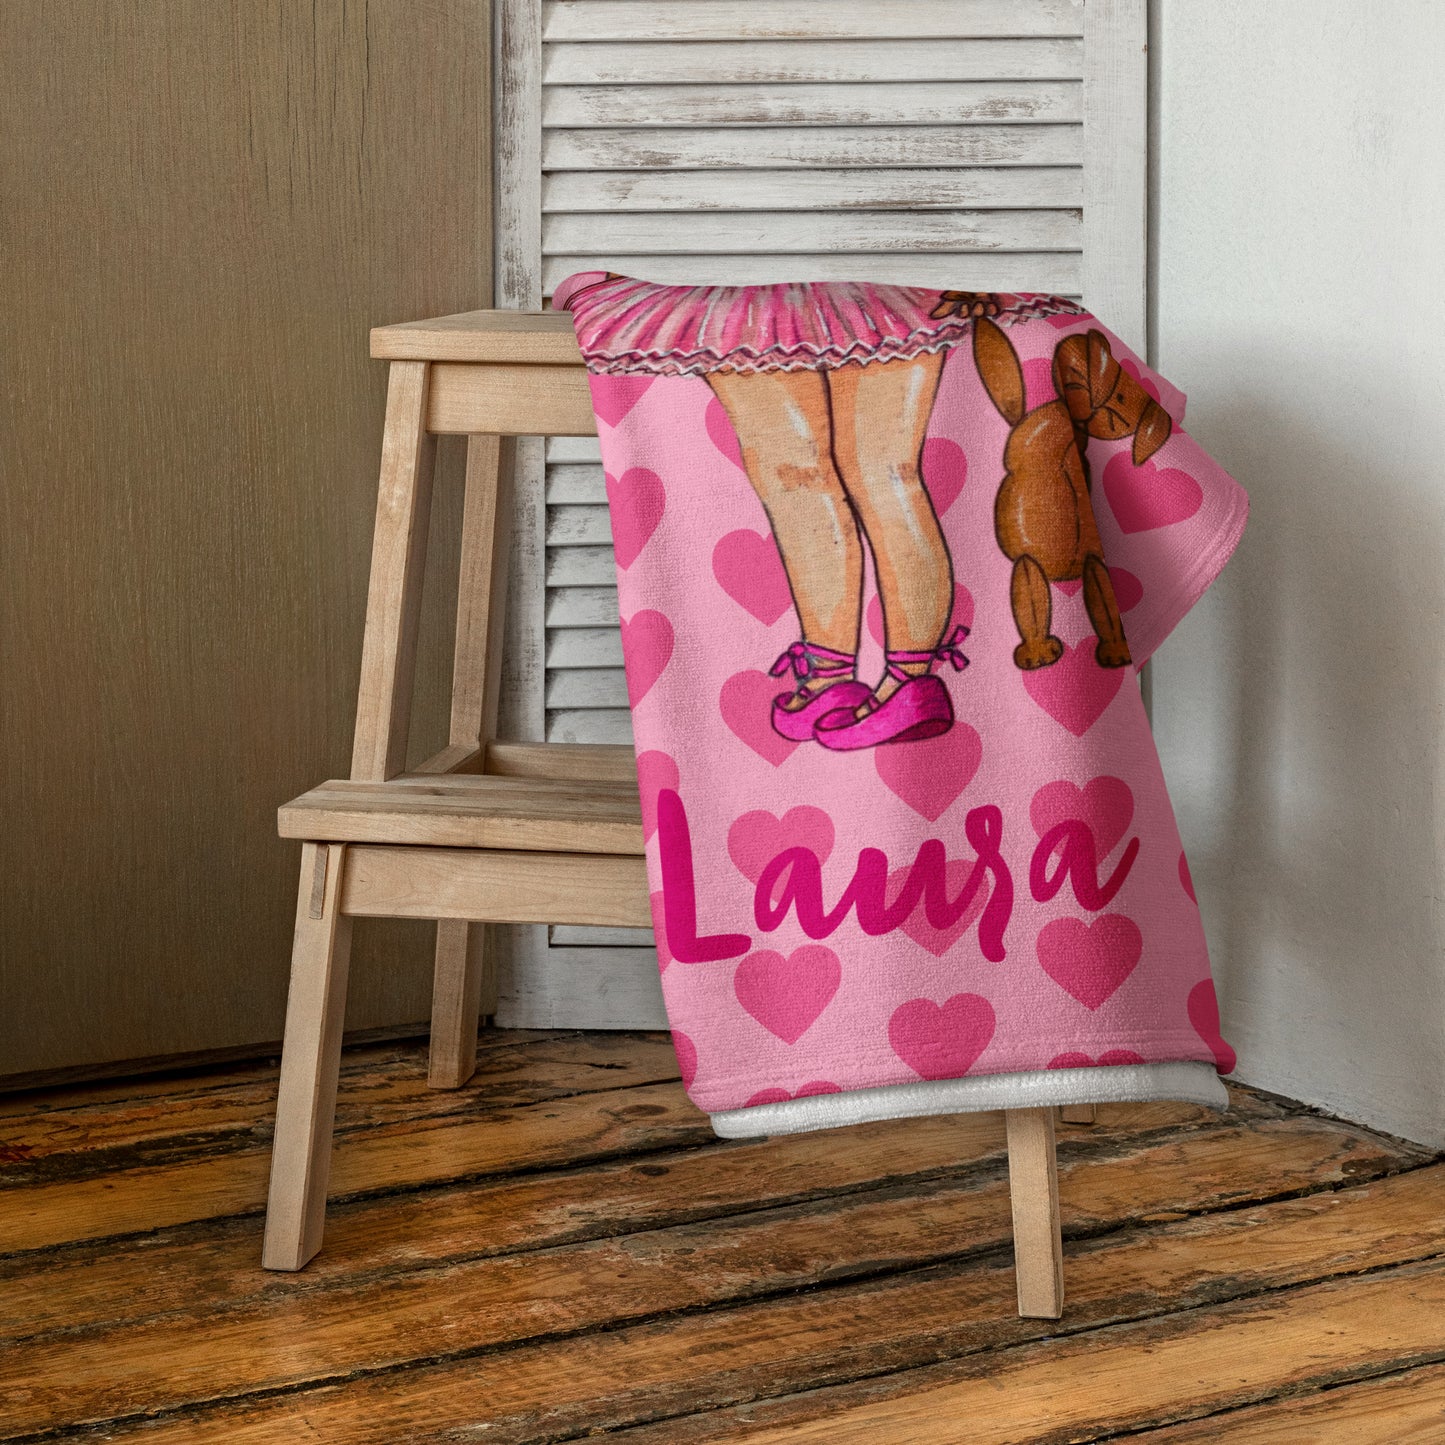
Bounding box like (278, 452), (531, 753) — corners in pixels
(556, 273), (1248, 1136)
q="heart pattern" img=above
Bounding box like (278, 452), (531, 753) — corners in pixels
(590, 375), (655, 429)
(728, 806), (835, 884)
(744, 1081), (841, 1106)
(1178, 852), (1197, 903)
(635, 751), (679, 842)
(1052, 566), (1142, 611)
(1187, 979), (1236, 1073)
(606, 468), (666, 570)
(672, 1030), (698, 1089)
(1036, 914), (1143, 1010)
(888, 994), (996, 1080)
(1030, 776), (1135, 860)
(874, 721), (982, 821)
(706, 396), (745, 470)
(890, 857), (990, 958)
(920, 436), (968, 516)
(1047, 1050), (1147, 1068)
(867, 584), (974, 649)
(620, 610), (674, 707)
(720, 669), (801, 767)
(1022, 639), (1126, 737)
(1102, 452), (1203, 534)
(651, 890), (671, 973)
(713, 529), (793, 626)
(734, 946), (842, 1044)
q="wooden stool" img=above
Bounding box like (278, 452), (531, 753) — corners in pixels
(262, 310), (1067, 1319)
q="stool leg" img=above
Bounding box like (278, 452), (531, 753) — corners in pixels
(1060, 1103), (1097, 1124)
(428, 920), (496, 1088)
(1006, 1106), (1065, 1319)
(263, 843), (353, 1271)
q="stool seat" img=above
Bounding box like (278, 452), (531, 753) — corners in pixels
(278, 771), (643, 855)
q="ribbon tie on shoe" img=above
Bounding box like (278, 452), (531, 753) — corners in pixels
(769, 640), (855, 688)
(885, 625), (971, 681)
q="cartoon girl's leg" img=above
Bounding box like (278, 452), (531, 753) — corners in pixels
(1011, 554), (1064, 670)
(828, 353), (951, 707)
(708, 369), (863, 706)
(1082, 552), (1131, 667)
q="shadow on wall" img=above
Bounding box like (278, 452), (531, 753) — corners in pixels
(1155, 349), (1445, 1148)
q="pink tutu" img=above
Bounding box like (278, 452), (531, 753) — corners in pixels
(553, 272), (1084, 377)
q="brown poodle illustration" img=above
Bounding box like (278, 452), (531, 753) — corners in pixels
(972, 318), (1172, 670)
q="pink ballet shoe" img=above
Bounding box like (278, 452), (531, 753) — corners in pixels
(768, 641), (872, 742)
(814, 626), (970, 751)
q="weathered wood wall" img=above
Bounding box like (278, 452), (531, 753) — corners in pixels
(0, 0), (492, 1077)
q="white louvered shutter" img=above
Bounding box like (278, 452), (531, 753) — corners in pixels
(493, 0), (1146, 1026)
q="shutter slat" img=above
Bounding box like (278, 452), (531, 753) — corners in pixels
(546, 586), (621, 628)
(543, 38), (1084, 85)
(543, 0), (1085, 43)
(546, 437), (603, 463)
(544, 251), (1082, 292)
(551, 926), (656, 946)
(548, 626), (625, 667)
(543, 123), (1083, 170)
(546, 545), (618, 587)
(547, 502), (613, 545)
(546, 462), (608, 502)
(547, 708), (635, 744)
(543, 81), (1082, 128)
(544, 208), (1080, 255)
(545, 167), (1083, 213)
(545, 668), (630, 708)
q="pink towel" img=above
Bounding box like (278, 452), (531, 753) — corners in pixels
(557, 272), (1247, 1132)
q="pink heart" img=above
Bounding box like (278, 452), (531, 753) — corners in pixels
(890, 857), (990, 957)
(888, 994), (996, 1080)
(590, 375), (655, 429)
(874, 722), (982, 822)
(728, 806), (835, 885)
(1187, 979), (1236, 1073)
(867, 584), (974, 648)
(1022, 639), (1125, 737)
(605, 468), (666, 570)
(744, 1081), (841, 1106)
(1102, 453), (1203, 534)
(1030, 776), (1135, 859)
(921, 437), (968, 516)
(734, 946), (842, 1044)
(1036, 914), (1143, 1010)
(1052, 568), (1140, 609)
(620, 610), (674, 707)
(651, 889), (671, 972)
(635, 751), (679, 842)
(713, 529), (793, 626)
(672, 1030), (698, 1088)
(1022, 356), (1056, 409)
(1119, 358), (1162, 403)
(1178, 852), (1197, 903)
(1047, 1050), (1146, 1068)
(1046, 311), (1086, 331)
(706, 396), (745, 470)
(720, 669), (801, 767)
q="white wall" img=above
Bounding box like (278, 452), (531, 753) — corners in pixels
(1149, 0), (1445, 1145)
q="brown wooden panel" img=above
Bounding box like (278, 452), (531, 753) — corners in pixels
(371, 309), (584, 364)
(426, 361), (598, 436)
(0, 0), (493, 1076)
(339, 846), (652, 924)
(279, 773), (645, 854)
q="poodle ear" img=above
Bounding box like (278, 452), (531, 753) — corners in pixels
(972, 316), (1027, 426)
(1132, 399), (1172, 464)
(1055, 330), (1119, 421)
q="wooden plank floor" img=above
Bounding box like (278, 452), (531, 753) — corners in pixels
(1, 1030), (1442, 1443)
